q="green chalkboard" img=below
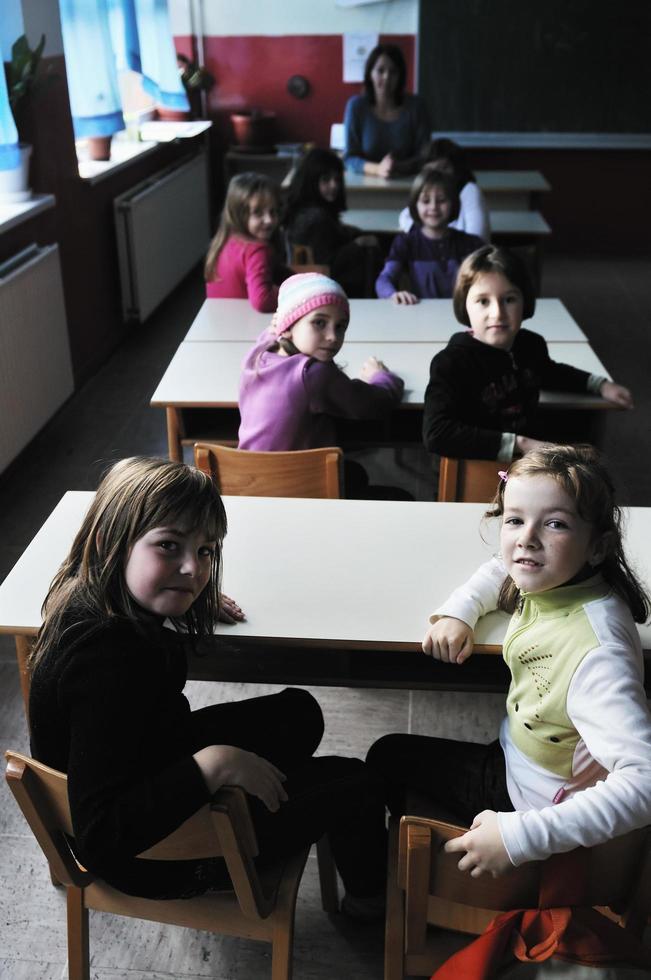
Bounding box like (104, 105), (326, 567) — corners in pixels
(418, 0), (650, 133)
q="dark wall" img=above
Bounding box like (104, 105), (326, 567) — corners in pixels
(418, 0), (649, 134)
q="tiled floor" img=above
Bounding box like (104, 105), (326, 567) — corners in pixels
(1, 255), (650, 978)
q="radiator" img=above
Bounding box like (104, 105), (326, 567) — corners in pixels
(114, 151), (211, 322)
(0, 244), (74, 474)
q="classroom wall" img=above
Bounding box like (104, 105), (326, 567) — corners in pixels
(170, 0), (418, 147)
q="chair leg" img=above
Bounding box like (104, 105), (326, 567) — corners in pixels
(271, 916), (294, 980)
(67, 887), (90, 980)
(315, 836), (339, 913)
(384, 818), (405, 980)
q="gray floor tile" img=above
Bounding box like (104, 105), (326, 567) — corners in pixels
(410, 689), (505, 742)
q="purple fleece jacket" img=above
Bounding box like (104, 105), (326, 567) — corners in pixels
(238, 329), (404, 450)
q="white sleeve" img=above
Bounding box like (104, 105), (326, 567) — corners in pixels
(430, 556), (506, 629)
(498, 639), (651, 865)
(398, 206), (413, 233)
(458, 182), (491, 242)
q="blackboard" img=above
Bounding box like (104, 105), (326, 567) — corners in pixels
(418, 0), (650, 133)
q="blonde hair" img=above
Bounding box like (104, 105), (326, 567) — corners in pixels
(31, 457), (227, 668)
(204, 172), (281, 281)
(486, 444), (650, 623)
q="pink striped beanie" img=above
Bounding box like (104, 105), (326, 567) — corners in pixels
(273, 273), (349, 336)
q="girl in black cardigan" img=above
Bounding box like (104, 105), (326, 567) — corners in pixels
(422, 246), (633, 461)
(28, 457), (386, 909)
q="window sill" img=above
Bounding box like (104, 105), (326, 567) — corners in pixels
(0, 193), (56, 234)
(76, 121), (212, 185)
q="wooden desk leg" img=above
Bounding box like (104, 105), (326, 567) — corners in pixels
(166, 407), (183, 462)
(15, 635), (33, 726)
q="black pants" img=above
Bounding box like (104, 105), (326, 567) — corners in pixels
(163, 687), (386, 899)
(365, 733), (514, 827)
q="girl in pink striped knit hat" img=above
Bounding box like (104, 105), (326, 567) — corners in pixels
(238, 273), (410, 498)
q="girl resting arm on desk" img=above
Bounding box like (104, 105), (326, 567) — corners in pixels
(28, 456), (387, 912)
(367, 444), (651, 878)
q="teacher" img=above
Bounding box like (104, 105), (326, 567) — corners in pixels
(343, 44), (431, 178)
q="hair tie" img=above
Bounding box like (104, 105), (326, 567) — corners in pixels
(498, 470), (509, 483)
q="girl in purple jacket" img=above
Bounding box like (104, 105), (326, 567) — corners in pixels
(238, 273), (409, 498)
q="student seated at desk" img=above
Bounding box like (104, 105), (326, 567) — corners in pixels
(398, 138), (490, 242)
(238, 273), (410, 499)
(284, 148), (380, 297)
(204, 172), (292, 312)
(375, 169), (483, 303)
(28, 457), (388, 914)
(367, 444), (651, 947)
(422, 246), (633, 460)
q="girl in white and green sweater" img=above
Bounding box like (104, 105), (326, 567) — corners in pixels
(367, 444), (651, 878)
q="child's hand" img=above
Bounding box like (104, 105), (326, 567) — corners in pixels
(444, 811), (511, 878)
(422, 617), (474, 664)
(360, 356), (388, 381)
(391, 291), (419, 305)
(376, 153), (394, 178)
(193, 745), (288, 812)
(218, 593), (245, 624)
(600, 381), (634, 409)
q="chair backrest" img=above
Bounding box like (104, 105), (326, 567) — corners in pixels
(398, 815), (651, 951)
(289, 243), (330, 276)
(438, 457), (501, 503)
(5, 750), (278, 919)
(194, 443), (343, 499)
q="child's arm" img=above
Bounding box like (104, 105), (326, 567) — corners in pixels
(423, 557), (507, 664)
(499, 638), (651, 867)
(458, 182), (491, 242)
(537, 336), (632, 408)
(304, 357), (404, 420)
(422, 351), (508, 459)
(375, 234), (418, 303)
(243, 242), (281, 313)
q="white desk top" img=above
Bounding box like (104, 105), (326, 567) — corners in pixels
(185, 298), (586, 345)
(151, 340), (610, 409)
(343, 208), (552, 236)
(2, 493), (650, 654)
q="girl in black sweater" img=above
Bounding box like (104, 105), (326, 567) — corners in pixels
(422, 246), (633, 461)
(28, 457), (386, 910)
(284, 148), (380, 296)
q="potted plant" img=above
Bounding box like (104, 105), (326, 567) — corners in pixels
(1, 33), (45, 201)
(156, 53), (215, 121)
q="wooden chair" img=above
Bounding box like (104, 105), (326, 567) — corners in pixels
(5, 750), (339, 980)
(437, 456), (502, 503)
(289, 243), (330, 275)
(194, 443), (343, 499)
(385, 813), (651, 979)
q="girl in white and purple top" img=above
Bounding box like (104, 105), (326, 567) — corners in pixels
(238, 273), (409, 498)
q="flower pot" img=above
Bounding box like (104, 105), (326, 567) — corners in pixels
(156, 106), (191, 122)
(230, 111), (276, 148)
(0, 143), (32, 202)
(87, 135), (112, 161)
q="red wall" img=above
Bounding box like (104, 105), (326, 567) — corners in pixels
(176, 33), (416, 148)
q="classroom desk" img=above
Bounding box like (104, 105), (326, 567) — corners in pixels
(343, 208), (552, 239)
(184, 298), (587, 345)
(338, 171), (550, 211)
(151, 340), (612, 461)
(3, 493), (650, 713)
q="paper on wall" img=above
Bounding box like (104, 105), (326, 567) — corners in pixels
(343, 32), (379, 83)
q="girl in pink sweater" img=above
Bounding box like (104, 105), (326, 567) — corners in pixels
(204, 173), (292, 311)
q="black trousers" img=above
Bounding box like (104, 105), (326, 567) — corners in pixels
(365, 733), (514, 827)
(163, 687), (387, 899)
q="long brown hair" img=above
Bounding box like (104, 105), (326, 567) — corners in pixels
(31, 457), (227, 668)
(486, 444), (650, 623)
(204, 172), (282, 281)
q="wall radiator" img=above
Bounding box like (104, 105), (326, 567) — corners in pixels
(114, 151), (211, 323)
(0, 244), (74, 474)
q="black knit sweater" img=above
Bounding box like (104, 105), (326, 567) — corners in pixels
(28, 616), (221, 898)
(422, 328), (593, 459)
